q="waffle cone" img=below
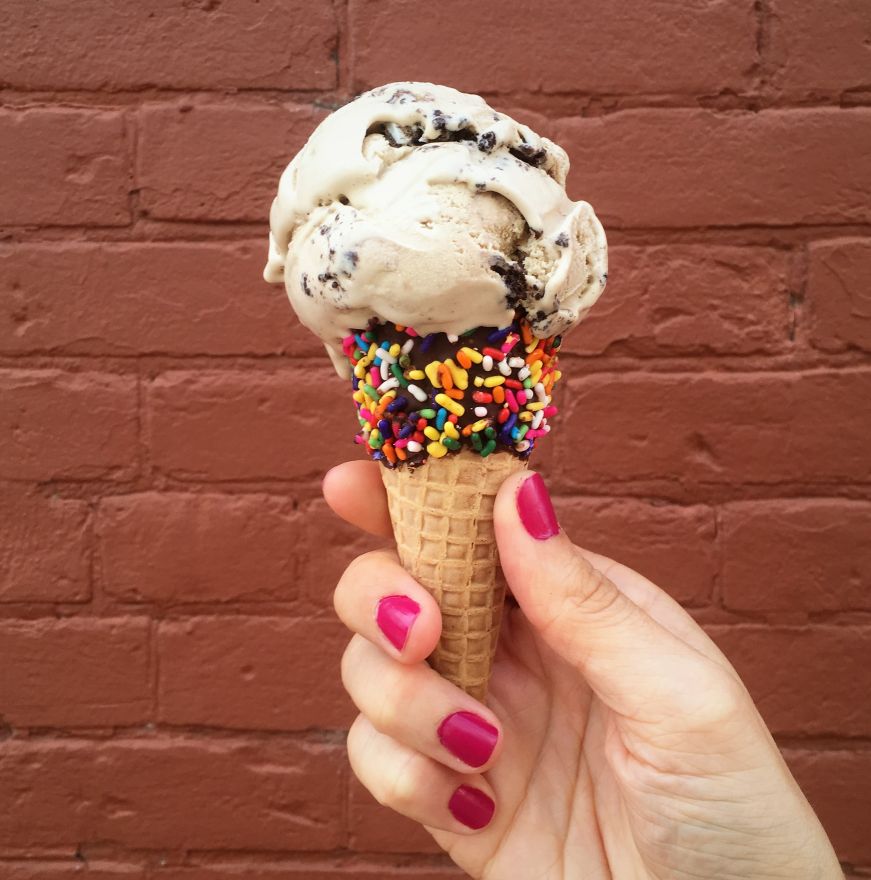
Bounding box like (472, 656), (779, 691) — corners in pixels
(380, 449), (526, 701)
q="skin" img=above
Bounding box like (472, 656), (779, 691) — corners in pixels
(324, 461), (843, 880)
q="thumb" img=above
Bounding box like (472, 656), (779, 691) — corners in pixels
(494, 470), (730, 727)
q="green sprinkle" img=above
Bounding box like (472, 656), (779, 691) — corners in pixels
(471, 433), (483, 451)
(484, 427), (496, 440)
(462, 327), (478, 336)
(515, 424), (529, 442)
(523, 378), (534, 389)
(354, 349), (365, 360)
(442, 437), (461, 451)
(481, 439), (497, 457)
(419, 408), (437, 419)
(362, 383), (380, 401)
(399, 354), (411, 368)
(390, 363), (409, 388)
(368, 433), (383, 450)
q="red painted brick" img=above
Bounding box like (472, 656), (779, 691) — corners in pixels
(0, 618), (150, 727)
(555, 498), (715, 605)
(769, 0), (871, 97)
(807, 238), (871, 354)
(3, 863), (144, 879)
(0, 108), (129, 227)
(0, 737), (344, 850)
(0, 242), (310, 357)
(150, 864), (463, 879)
(98, 493), (302, 605)
(0, 370), (138, 481)
(349, 0), (756, 95)
(348, 775), (442, 855)
(295, 498), (386, 613)
(0, 487), (90, 603)
(785, 749), (871, 865)
(708, 626), (871, 737)
(557, 109), (871, 228)
(554, 370), (871, 492)
(721, 500), (871, 613)
(0, 0), (336, 91)
(146, 369), (355, 482)
(138, 101), (326, 222)
(157, 616), (353, 730)
(572, 246), (790, 356)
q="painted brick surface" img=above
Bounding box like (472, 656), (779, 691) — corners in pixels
(1, 2), (868, 876)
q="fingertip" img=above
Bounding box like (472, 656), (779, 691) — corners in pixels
(322, 460), (394, 538)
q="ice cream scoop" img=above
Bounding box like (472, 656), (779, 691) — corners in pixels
(264, 81), (607, 376)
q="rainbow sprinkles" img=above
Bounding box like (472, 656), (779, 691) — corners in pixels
(342, 316), (563, 468)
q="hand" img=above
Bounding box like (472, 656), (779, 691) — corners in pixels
(324, 461), (842, 880)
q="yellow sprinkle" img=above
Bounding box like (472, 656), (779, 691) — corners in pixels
(470, 418), (489, 433)
(353, 390), (365, 404)
(443, 422), (459, 440)
(427, 441), (448, 458)
(518, 411), (534, 422)
(423, 426), (441, 442)
(530, 361), (543, 381)
(483, 375), (505, 388)
(434, 393), (465, 416)
(460, 346), (483, 364)
(424, 361), (442, 388)
(370, 428), (381, 441)
(474, 376), (484, 387)
(444, 358), (468, 390)
(407, 369), (426, 381)
(368, 342), (378, 360)
(554, 370), (562, 382)
(526, 402), (546, 412)
(389, 343), (401, 358)
(525, 340), (538, 354)
(353, 363), (367, 379)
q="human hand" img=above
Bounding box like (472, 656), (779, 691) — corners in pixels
(324, 461), (842, 880)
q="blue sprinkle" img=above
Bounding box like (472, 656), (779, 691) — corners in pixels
(420, 333), (437, 353)
(387, 396), (408, 413)
(372, 451), (385, 462)
(511, 426), (521, 440)
(487, 326), (511, 344)
(398, 423), (414, 439)
(354, 334), (369, 351)
(378, 419), (391, 437)
(504, 413), (518, 433)
(352, 377), (360, 390)
(436, 407), (448, 430)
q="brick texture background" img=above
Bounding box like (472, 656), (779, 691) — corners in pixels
(1, 1), (870, 877)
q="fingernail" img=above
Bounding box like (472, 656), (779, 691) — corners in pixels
(438, 711), (499, 768)
(375, 595), (420, 651)
(516, 473), (559, 540)
(448, 785), (495, 830)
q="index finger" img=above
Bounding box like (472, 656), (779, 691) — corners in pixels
(323, 460), (393, 538)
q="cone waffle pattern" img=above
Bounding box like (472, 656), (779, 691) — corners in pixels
(381, 449), (526, 700)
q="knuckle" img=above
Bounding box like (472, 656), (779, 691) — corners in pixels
(680, 667), (749, 730)
(340, 635), (367, 692)
(376, 752), (425, 811)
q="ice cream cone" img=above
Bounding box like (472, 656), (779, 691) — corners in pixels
(381, 448), (526, 701)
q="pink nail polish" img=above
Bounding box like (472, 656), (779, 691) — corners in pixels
(438, 711), (499, 768)
(516, 473), (559, 540)
(448, 785), (495, 830)
(375, 595), (420, 651)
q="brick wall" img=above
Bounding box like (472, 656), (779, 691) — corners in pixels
(1, 1), (870, 877)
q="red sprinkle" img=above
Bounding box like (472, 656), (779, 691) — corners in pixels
(472, 391), (493, 404)
(497, 407), (510, 424)
(417, 418), (427, 430)
(448, 413), (458, 423)
(504, 379), (523, 390)
(412, 431), (425, 443)
(482, 347), (505, 361)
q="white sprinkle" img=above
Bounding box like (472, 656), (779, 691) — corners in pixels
(531, 410), (544, 430)
(482, 355), (494, 372)
(377, 377), (400, 394)
(542, 423), (551, 433)
(380, 360), (390, 380)
(407, 383), (427, 402)
(534, 382), (547, 402)
(508, 357), (525, 369)
(497, 358), (511, 376)
(379, 349), (396, 364)
(474, 406), (488, 417)
(447, 333), (459, 343)
(516, 440), (531, 453)
(518, 365), (531, 381)
(401, 339), (414, 354)
(406, 440), (423, 453)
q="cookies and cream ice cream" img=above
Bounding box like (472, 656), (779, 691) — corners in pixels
(264, 81), (607, 377)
